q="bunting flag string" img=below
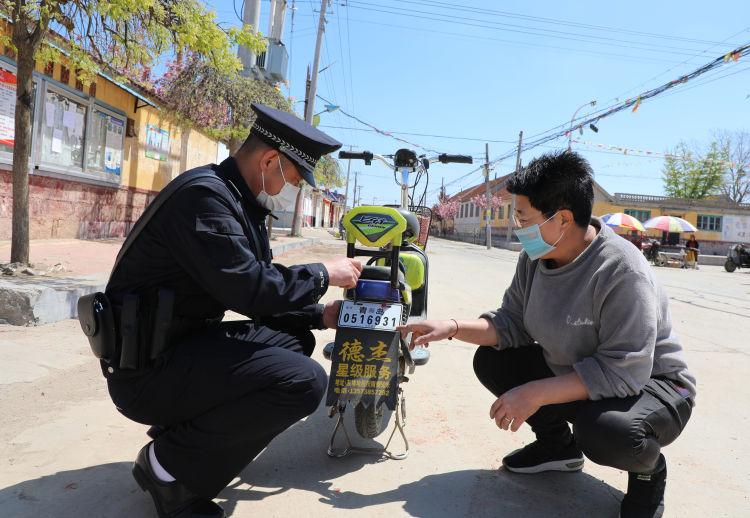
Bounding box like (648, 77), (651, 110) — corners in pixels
(571, 138), (750, 169)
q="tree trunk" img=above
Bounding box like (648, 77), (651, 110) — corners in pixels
(10, 46), (36, 264)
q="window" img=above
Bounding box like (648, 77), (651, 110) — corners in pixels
(40, 87), (87, 169)
(86, 107), (124, 176)
(498, 206), (505, 220)
(697, 215), (722, 232)
(624, 209), (651, 222)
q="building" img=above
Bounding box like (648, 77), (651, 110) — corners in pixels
(0, 16), (341, 242)
(593, 191), (750, 255)
(445, 175), (750, 255)
(0, 29), (221, 240)
(449, 176), (512, 241)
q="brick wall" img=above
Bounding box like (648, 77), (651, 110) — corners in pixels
(0, 168), (156, 240)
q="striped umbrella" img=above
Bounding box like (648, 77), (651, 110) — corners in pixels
(600, 212), (646, 232)
(643, 215), (697, 233)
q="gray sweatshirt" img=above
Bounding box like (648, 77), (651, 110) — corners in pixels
(482, 218), (697, 400)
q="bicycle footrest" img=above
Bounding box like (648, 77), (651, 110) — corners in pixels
(323, 341), (335, 361)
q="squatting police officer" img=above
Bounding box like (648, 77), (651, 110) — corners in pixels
(103, 104), (362, 517)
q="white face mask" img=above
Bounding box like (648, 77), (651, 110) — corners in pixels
(256, 156), (300, 212)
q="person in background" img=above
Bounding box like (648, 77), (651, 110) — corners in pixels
(685, 234), (699, 269)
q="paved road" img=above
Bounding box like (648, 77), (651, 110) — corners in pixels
(1, 236), (748, 517)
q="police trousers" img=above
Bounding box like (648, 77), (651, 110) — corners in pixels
(106, 320), (327, 497)
(473, 345), (694, 474)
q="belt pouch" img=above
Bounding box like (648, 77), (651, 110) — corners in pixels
(150, 289), (175, 359)
(119, 295), (140, 370)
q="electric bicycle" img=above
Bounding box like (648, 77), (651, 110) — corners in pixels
(322, 148), (473, 459)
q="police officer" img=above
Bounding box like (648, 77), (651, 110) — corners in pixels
(104, 104), (362, 517)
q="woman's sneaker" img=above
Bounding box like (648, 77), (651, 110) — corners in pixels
(620, 455), (667, 518)
(502, 439), (584, 474)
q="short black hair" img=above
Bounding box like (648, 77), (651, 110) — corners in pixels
(240, 133), (272, 152)
(506, 150), (594, 228)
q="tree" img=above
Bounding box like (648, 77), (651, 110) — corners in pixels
(156, 54), (290, 154)
(1, 0), (263, 264)
(714, 130), (750, 204)
(662, 141), (726, 200)
(432, 194), (459, 235)
(313, 155), (343, 188)
(470, 192), (504, 211)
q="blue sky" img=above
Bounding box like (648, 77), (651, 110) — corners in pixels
(207, 0), (749, 206)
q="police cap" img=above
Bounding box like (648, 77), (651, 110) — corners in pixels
(250, 103), (342, 187)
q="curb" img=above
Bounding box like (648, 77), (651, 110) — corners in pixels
(0, 275), (106, 326)
(271, 236), (320, 256)
(0, 237), (322, 326)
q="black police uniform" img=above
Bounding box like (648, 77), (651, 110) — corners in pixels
(104, 105), (342, 499)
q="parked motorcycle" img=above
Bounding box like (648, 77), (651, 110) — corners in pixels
(724, 243), (750, 272)
(643, 239), (666, 266)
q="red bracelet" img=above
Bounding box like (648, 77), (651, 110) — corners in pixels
(448, 319), (459, 340)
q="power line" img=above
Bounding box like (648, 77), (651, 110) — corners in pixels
(318, 124), (517, 144)
(294, 13), (687, 66)
(344, 1), (719, 58)
(378, 0), (742, 48)
(316, 94), (443, 153)
(605, 27), (750, 106)
(509, 42), (750, 160)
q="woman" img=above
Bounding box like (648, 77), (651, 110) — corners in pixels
(685, 234), (699, 269)
(401, 151), (695, 518)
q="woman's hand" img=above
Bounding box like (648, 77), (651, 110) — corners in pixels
(397, 319), (457, 349)
(489, 382), (543, 432)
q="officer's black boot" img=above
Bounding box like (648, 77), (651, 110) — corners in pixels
(620, 455), (667, 518)
(132, 443), (225, 518)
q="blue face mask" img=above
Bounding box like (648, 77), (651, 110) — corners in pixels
(514, 211), (565, 260)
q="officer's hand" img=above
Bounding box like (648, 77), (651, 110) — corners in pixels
(323, 257), (363, 289)
(322, 300), (342, 329)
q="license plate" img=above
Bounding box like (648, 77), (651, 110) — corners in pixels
(337, 300), (403, 331)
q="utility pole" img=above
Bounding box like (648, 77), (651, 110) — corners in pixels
(484, 143), (492, 250)
(352, 170), (359, 207)
(506, 131), (523, 243)
(343, 144), (357, 211)
(304, 0), (327, 124)
(291, 0), (328, 237)
(356, 185), (363, 207)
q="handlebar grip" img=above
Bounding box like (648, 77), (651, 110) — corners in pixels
(338, 151), (374, 163)
(438, 154), (473, 164)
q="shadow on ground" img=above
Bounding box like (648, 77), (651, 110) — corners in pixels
(0, 406), (623, 518)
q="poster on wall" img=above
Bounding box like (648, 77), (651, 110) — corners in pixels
(0, 68), (16, 148)
(722, 215), (750, 243)
(145, 124), (169, 161)
(104, 117), (124, 175)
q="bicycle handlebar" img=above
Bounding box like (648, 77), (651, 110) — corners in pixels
(339, 150), (473, 166)
(338, 151), (374, 164)
(438, 154), (473, 164)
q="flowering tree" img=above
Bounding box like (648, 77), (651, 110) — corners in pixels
(156, 54), (291, 154)
(470, 192), (506, 235)
(432, 195), (459, 235)
(470, 193), (505, 210)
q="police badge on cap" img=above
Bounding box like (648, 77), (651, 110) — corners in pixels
(250, 103), (342, 188)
